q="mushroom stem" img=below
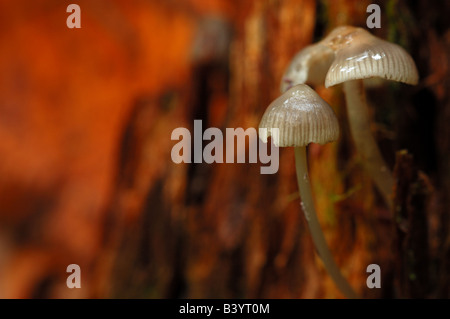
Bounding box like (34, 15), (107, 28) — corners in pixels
(294, 146), (358, 299)
(343, 80), (394, 210)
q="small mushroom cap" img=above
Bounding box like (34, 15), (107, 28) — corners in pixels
(280, 43), (335, 93)
(279, 26), (363, 91)
(324, 27), (419, 87)
(259, 84), (339, 147)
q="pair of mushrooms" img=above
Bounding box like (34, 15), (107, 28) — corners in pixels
(259, 26), (418, 298)
(280, 26), (418, 209)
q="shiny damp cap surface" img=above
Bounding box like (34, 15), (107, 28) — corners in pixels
(324, 27), (419, 87)
(259, 84), (339, 147)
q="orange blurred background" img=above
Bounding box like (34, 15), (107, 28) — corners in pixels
(0, 0), (448, 298)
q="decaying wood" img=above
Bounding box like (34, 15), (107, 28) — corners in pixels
(0, 0), (448, 298)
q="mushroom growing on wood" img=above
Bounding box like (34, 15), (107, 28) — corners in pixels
(281, 26), (419, 209)
(259, 84), (357, 299)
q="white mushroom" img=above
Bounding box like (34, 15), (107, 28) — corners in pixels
(259, 84), (357, 299)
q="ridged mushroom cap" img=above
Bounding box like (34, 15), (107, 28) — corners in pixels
(259, 84), (339, 147)
(280, 26), (419, 90)
(324, 27), (419, 87)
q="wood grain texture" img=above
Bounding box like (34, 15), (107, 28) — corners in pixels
(0, 0), (448, 298)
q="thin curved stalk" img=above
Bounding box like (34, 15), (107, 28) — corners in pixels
(294, 146), (358, 299)
(343, 80), (394, 210)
